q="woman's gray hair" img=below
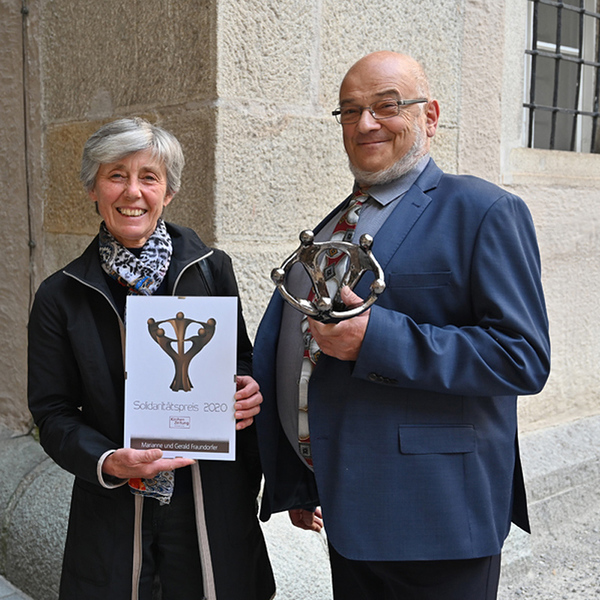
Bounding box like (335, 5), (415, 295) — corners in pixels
(80, 117), (185, 195)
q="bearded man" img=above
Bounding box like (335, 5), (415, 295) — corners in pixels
(254, 51), (550, 600)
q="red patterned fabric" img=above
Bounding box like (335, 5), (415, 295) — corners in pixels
(298, 190), (368, 465)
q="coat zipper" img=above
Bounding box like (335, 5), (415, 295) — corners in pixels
(65, 249), (217, 600)
(171, 250), (213, 294)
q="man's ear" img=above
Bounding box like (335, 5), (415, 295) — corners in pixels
(425, 99), (440, 138)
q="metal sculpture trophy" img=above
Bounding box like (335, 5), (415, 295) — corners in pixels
(271, 229), (386, 322)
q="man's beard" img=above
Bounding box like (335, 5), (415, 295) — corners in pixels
(349, 122), (427, 187)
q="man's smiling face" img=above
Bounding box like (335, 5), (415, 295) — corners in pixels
(339, 52), (436, 182)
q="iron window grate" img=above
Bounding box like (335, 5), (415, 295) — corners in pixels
(525, 0), (600, 152)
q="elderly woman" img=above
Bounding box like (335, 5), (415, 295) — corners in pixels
(28, 118), (275, 600)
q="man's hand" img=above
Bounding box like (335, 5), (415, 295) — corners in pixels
(234, 375), (263, 430)
(308, 287), (370, 361)
(289, 507), (323, 532)
(102, 448), (194, 480)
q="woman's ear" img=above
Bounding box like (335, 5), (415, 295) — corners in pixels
(163, 192), (175, 208)
(88, 189), (101, 215)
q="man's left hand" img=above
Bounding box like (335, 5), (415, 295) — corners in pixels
(289, 507), (323, 532)
(308, 287), (369, 361)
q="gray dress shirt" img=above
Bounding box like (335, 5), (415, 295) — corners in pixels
(275, 155), (431, 468)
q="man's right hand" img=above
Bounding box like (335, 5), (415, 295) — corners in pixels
(308, 287), (370, 361)
(102, 448), (195, 480)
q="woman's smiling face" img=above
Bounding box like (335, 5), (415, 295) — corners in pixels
(89, 149), (174, 248)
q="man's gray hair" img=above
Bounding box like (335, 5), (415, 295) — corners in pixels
(80, 117), (185, 195)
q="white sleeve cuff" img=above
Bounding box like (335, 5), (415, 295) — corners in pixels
(97, 449), (128, 489)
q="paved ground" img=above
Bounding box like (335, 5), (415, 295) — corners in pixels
(0, 575), (32, 600)
(2, 414), (599, 600)
(499, 509), (600, 600)
(2, 495), (599, 600)
(2, 511), (599, 600)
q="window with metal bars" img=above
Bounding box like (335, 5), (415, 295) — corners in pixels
(524, 0), (600, 152)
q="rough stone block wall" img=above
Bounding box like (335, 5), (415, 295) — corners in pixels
(215, 0), (464, 336)
(0, 0), (34, 431)
(35, 0), (219, 274)
(1, 0), (599, 441)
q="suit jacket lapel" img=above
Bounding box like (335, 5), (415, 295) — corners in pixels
(370, 187), (432, 271)
(312, 193), (354, 236)
(354, 159), (443, 297)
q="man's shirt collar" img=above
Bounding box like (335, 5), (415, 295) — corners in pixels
(361, 154), (431, 207)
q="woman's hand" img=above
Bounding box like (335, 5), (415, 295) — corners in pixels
(102, 448), (194, 480)
(234, 375), (263, 430)
(102, 375), (263, 480)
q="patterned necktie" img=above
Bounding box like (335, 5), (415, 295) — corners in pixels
(298, 190), (368, 465)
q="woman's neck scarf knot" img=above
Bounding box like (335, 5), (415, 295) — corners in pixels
(98, 218), (173, 296)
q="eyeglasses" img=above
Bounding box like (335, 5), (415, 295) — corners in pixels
(332, 98), (428, 125)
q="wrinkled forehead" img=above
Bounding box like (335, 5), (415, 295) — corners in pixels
(98, 148), (168, 174)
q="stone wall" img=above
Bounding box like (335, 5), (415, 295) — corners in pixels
(1, 0), (600, 597)
(0, 0), (34, 432)
(215, 0), (464, 337)
(1, 0), (598, 442)
(498, 1), (600, 431)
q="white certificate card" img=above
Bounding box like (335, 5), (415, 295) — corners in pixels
(124, 295), (238, 460)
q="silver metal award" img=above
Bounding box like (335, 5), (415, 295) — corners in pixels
(271, 229), (386, 322)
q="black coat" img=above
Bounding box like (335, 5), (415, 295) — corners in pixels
(28, 222), (274, 600)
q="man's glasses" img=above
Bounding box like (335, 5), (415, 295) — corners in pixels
(332, 99), (428, 125)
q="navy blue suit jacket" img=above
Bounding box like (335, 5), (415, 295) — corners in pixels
(254, 159), (550, 561)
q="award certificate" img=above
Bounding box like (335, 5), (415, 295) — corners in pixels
(124, 295), (238, 460)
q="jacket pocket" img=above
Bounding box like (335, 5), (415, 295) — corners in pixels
(62, 480), (122, 585)
(388, 271), (451, 288)
(399, 424), (475, 454)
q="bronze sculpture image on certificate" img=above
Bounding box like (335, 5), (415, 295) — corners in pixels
(147, 312), (216, 392)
